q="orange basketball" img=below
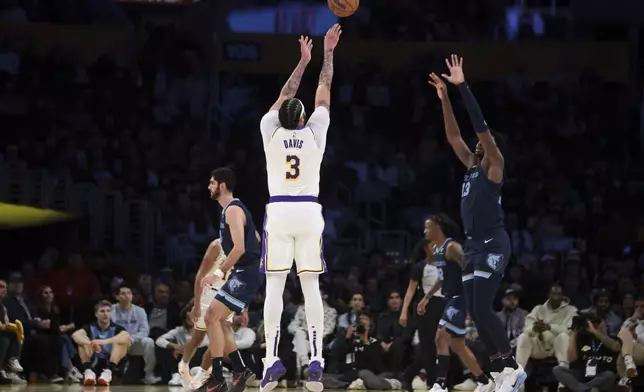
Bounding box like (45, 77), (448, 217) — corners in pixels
(328, 0), (359, 17)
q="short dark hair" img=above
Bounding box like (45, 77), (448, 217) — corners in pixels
(428, 213), (462, 240)
(95, 300), (112, 311)
(411, 238), (430, 263)
(116, 285), (131, 295)
(278, 98), (304, 130)
(635, 293), (644, 302)
(211, 167), (237, 192)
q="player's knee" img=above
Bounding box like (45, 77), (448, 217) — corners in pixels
(450, 336), (467, 353)
(435, 328), (450, 350)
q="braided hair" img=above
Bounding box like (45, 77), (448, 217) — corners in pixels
(278, 98), (305, 130)
(428, 213), (463, 241)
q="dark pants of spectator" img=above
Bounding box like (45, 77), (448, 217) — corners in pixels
(0, 332), (21, 367)
(22, 332), (59, 378)
(156, 346), (209, 381)
(404, 296), (445, 385)
(552, 366), (616, 392)
(382, 340), (407, 374)
(149, 327), (167, 341)
(358, 369), (396, 390)
(59, 335), (77, 374)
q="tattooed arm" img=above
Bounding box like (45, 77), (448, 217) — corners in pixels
(314, 24), (341, 111)
(270, 36), (313, 111)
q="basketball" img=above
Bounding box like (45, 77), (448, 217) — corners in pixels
(328, 0), (359, 17)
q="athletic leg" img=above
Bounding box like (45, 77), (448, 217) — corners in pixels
(294, 212), (326, 392)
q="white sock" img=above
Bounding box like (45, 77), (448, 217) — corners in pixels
(264, 273), (287, 363)
(299, 273), (325, 365)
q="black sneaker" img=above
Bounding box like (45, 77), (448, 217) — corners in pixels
(201, 376), (229, 392)
(230, 368), (256, 392)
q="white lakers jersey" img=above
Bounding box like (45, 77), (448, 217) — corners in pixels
(260, 106), (331, 197)
(206, 239), (228, 290)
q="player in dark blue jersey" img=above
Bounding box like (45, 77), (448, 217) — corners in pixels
(202, 167), (263, 392)
(428, 55), (526, 392)
(420, 214), (492, 392)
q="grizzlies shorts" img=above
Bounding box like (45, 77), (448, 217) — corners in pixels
(215, 265), (263, 314)
(195, 286), (233, 330)
(462, 228), (511, 280)
(439, 296), (467, 337)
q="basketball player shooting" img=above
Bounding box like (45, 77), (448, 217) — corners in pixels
(428, 55), (526, 392)
(258, 24), (341, 392)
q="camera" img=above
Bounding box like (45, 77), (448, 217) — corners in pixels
(571, 311), (601, 331)
(355, 323), (366, 335)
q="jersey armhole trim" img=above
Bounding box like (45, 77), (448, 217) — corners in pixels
(309, 127), (316, 141)
(271, 127), (280, 139)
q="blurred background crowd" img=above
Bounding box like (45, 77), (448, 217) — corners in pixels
(1, 0), (644, 391)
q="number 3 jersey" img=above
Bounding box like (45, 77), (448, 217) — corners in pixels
(433, 238), (463, 298)
(260, 106), (330, 197)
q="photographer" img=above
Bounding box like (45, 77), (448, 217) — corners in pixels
(552, 312), (621, 392)
(333, 313), (400, 390)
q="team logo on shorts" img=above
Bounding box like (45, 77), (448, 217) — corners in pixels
(486, 253), (503, 271)
(227, 276), (246, 293)
(446, 306), (460, 320)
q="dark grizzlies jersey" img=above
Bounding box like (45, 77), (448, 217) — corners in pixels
(84, 322), (125, 359)
(460, 165), (504, 238)
(220, 198), (261, 268)
(433, 238), (463, 297)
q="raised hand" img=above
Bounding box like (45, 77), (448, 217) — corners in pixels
(299, 35), (313, 64)
(428, 73), (448, 101)
(442, 54), (465, 85)
(324, 23), (342, 51)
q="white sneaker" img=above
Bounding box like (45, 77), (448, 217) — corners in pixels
(143, 375), (162, 385)
(97, 369), (112, 386)
(178, 360), (191, 388)
(429, 383), (448, 392)
(385, 378), (403, 390)
(6, 358), (23, 373)
(474, 379), (495, 392)
(168, 372), (183, 386)
(454, 379), (478, 391)
(412, 376), (428, 390)
(497, 366), (527, 392)
(83, 369), (96, 386)
(189, 367), (211, 390)
(348, 379), (366, 389)
(50, 375), (64, 383)
(6, 372), (26, 384)
(67, 366), (82, 383)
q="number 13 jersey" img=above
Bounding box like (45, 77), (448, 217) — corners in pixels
(260, 106), (330, 197)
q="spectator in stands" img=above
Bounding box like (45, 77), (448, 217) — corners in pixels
(34, 285), (77, 383)
(175, 280), (192, 311)
(288, 285), (337, 373)
(376, 290), (411, 373)
(337, 293), (365, 330)
(138, 275), (154, 305)
(553, 312), (621, 392)
(333, 313), (401, 390)
(155, 306), (208, 386)
(110, 285), (161, 384)
(4, 271), (59, 382)
(72, 300), (130, 386)
(517, 283), (576, 370)
(145, 283), (182, 340)
(0, 278), (24, 384)
(585, 289), (623, 336)
(616, 294), (644, 389)
(496, 286), (528, 353)
(51, 253), (100, 311)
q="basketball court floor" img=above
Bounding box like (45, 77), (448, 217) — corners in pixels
(0, 386), (354, 392)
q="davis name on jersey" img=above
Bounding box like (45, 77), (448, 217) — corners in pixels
(260, 107), (330, 197)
